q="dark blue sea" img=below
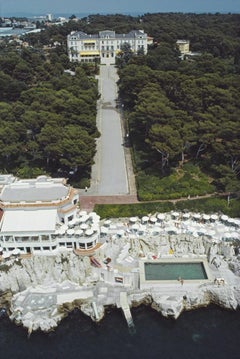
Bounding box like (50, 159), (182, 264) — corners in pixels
(0, 305), (239, 359)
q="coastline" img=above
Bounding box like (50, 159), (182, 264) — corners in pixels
(0, 211), (239, 335)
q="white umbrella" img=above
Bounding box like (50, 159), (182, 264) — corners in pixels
(68, 219), (77, 228)
(197, 228), (207, 235)
(100, 226), (108, 234)
(227, 232), (239, 239)
(157, 213), (165, 221)
(207, 230), (216, 238)
(117, 229), (125, 236)
(85, 229), (94, 236)
(221, 215), (228, 222)
(203, 214), (210, 221)
(2, 252), (10, 259)
(91, 225), (99, 232)
(132, 223), (139, 230)
(104, 219), (111, 226)
(172, 212), (179, 218)
(150, 216), (157, 223)
(60, 224), (68, 232)
(193, 213), (201, 220)
(210, 214), (218, 221)
(80, 223), (88, 230)
(79, 210), (87, 216)
(79, 215), (89, 223)
(129, 217), (138, 223)
(67, 229), (74, 236)
(165, 226), (177, 234)
(141, 216), (149, 223)
(182, 213), (190, 219)
(75, 229), (83, 236)
(58, 228), (66, 236)
(12, 248), (21, 255)
(150, 227), (160, 235)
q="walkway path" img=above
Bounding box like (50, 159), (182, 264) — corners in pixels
(88, 65), (132, 195)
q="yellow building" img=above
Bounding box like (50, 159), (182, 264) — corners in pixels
(176, 39), (190, 54)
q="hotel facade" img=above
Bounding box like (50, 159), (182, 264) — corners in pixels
(67, 29), (150, 65)
(0, 175), (100, 255)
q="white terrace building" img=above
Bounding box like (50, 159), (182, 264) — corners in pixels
(0, 175), (99, 255)
(67, 29), (149, 65)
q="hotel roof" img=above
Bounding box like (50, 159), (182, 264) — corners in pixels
(0, 176), (69, 203)
(0, 209), (58, 233)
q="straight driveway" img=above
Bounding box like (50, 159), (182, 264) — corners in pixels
(90, 65), (129, 195)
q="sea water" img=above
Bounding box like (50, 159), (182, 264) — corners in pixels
(0, 306), (239, 359)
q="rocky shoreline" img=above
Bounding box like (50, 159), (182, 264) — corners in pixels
(0, 213), (239, 334)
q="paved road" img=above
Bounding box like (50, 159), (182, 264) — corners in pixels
(89, 65), (129, 195)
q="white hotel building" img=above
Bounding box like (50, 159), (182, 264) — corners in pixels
(0, 175), (100, 255)
(67, 29), (150, 65)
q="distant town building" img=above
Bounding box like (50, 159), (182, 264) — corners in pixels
(176, 39), (190, 55)
(0, 175), (100, 255)
(46, 14), (53, 22)
(67, 29), (150, 65)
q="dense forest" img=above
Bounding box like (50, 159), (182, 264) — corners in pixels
(116, 13), (240, 200)
(0, 44), (99, 186)
(0, 13), (240, 197)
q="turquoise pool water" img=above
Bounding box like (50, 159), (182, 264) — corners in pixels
(144, 262), (208, 281)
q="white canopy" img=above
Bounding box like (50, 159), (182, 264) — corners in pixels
(149, 216), (157, 223)
(141, 216), (149, 222)
(67, 229), (74, 236)
(75, 229), (83, 236)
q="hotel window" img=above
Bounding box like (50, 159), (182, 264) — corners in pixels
(42, 235), (49, 241)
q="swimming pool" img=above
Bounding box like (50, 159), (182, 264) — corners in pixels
(145, 262), (207, 281)
(139, 258), (212, 289)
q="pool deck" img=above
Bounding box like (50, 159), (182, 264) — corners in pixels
(139, 258), (213, 289)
